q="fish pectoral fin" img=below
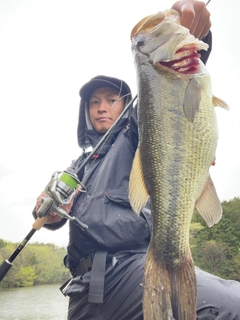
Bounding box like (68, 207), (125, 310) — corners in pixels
(129, 147), (149, 215)
(183, 78), (201, 122)
(212, 95), (229, 110)
(195, 175), (222, 227)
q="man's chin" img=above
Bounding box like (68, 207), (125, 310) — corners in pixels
(95, 121), (113, 134)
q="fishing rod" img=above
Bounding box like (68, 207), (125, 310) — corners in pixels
(0, 94), (137, 283)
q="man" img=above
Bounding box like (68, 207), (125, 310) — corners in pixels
(35, 1), (240, 319)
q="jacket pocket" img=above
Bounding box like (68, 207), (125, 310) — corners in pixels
(105, 189), (132, 209)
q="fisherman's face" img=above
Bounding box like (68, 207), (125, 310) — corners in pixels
(89, 87), (125, 134)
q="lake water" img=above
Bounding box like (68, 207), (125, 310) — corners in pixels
(0, 284), (69, 320)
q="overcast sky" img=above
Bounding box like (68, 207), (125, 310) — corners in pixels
(0, 0), (239, 247)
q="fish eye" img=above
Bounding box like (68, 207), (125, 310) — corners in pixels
(136, 37), (146, 47)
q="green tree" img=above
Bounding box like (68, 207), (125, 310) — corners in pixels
(191, 197), (240, 280)
(15, 266), (37, 287)
(231, 250), (240, 282)
(193, 240), (232, 278)
(0, 239), (6, 249)
(0, 241), (69, 288)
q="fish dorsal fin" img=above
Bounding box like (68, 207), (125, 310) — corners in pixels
(212, 95), (229, 110)
(195, 175), (222, 227)
(183, 78), (201, 122)
(129, 147), (149, 215)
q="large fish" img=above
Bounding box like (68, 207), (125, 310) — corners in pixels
(129, 9), (228, 320)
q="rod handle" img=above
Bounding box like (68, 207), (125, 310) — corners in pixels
(32, 216), (50, 230)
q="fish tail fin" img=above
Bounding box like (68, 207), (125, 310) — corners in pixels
(170, 257), (197, 320)
(143, 249), (196, 320)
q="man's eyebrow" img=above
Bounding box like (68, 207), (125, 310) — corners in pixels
(90, 95), (99, 99)
(105, 92), (121, 98)
(90, 91), (121, 100)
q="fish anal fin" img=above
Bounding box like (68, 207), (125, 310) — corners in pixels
(129, 147), (149, 215)
(212, 95), (229, 110)
(195, 175), (222, 227)
(183, 78), (201, 122)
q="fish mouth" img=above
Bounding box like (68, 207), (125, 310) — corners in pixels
(159, 46), (201, 74)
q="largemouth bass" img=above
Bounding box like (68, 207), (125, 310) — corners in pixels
(129, 9), (228, 320)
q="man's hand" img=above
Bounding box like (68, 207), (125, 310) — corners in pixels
(36, 189), (80, 224)
(172, 0), (211, 39)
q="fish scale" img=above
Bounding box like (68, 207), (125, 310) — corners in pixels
(129, 9), (228, 320)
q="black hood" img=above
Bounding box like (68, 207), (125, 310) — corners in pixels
(77, 75), (133, 149)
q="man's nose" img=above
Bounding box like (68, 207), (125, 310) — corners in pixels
(97, 100), (108, 112)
